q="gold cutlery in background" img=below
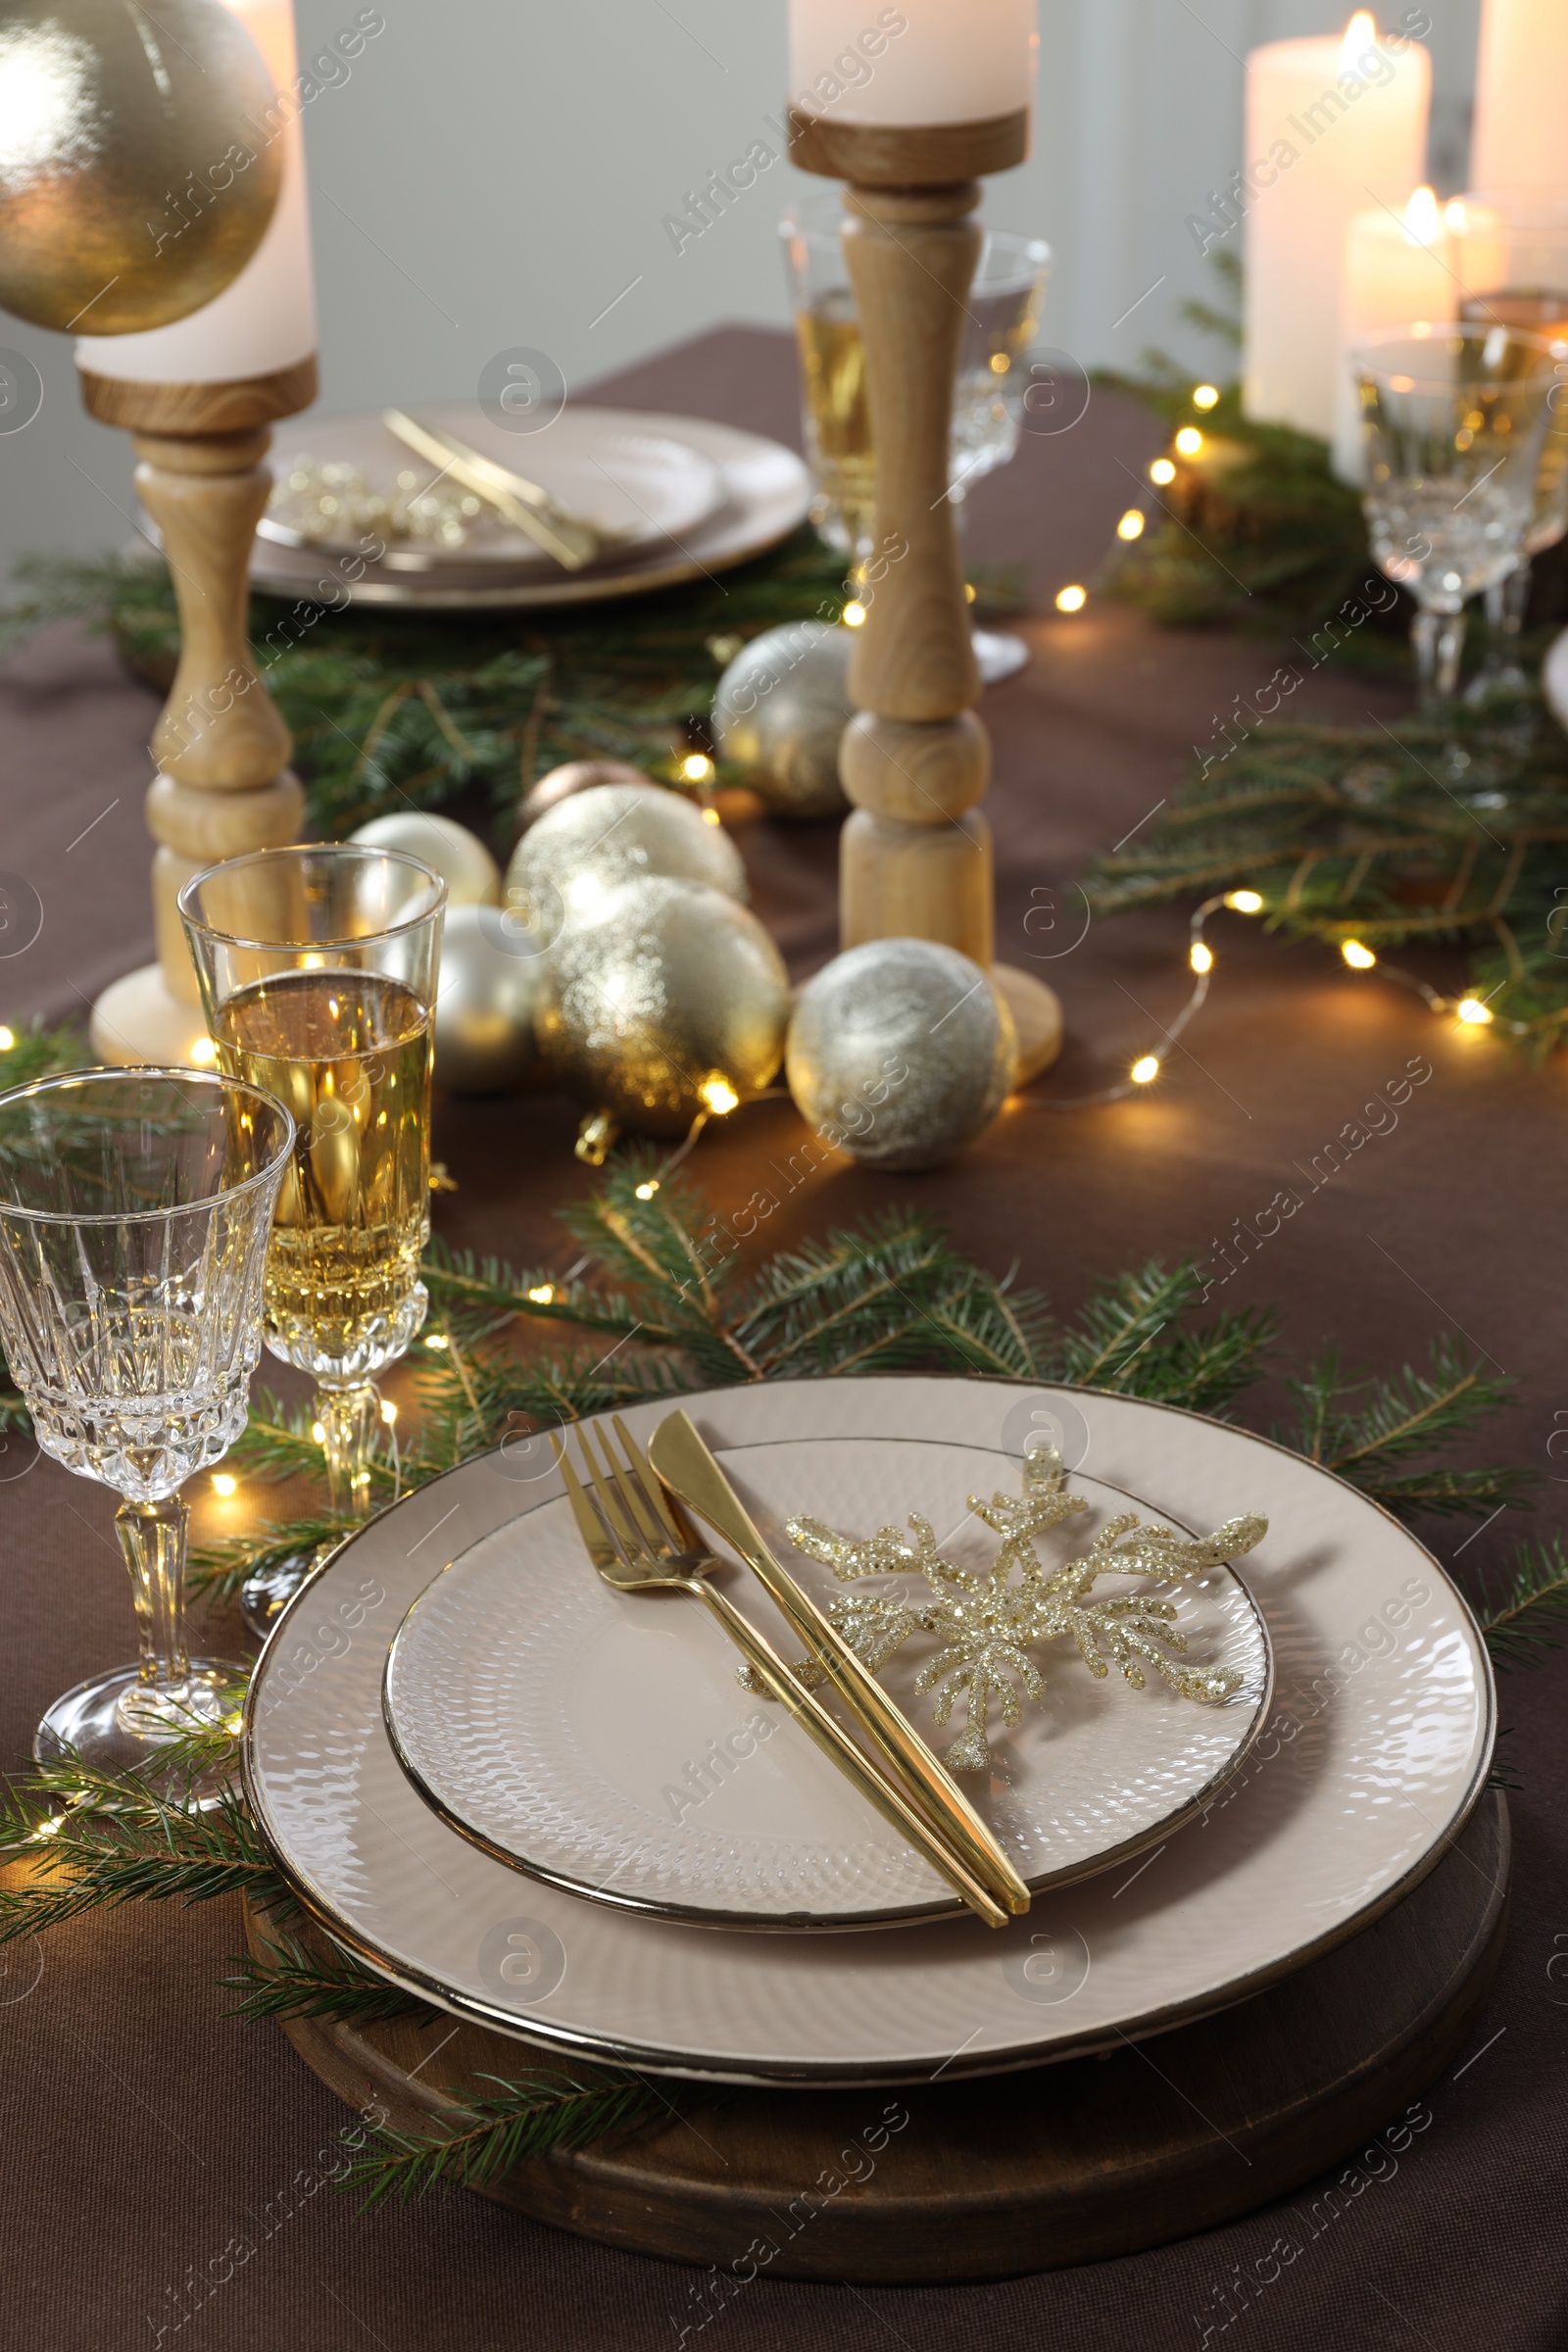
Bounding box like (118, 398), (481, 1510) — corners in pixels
(648, 1408), (1031, 1919)
(559, 1419), (1011, 1929)
(381, 408), (607, 570)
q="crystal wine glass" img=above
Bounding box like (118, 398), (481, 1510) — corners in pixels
(0, 1067), (293, 1780)
(781, 197), (1051, 682)
(1350, 321), (1558, 713)
(179, 844), (447, 1631)
(1450, 191), (1568, 697)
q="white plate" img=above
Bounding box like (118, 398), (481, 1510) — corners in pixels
(259, 405), (725, 568)
(243, 1378), (1494, 2085)
(381, 1443), (1270, 1930)
(248, 414), (811, 612)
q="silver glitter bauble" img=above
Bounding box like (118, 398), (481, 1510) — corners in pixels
(539, 876), (789, 1136)
(517, 759), (657, 833)
(787, 940), (1018, 1170)
(352, 812), (501, 906)
(711, 621), (853, 819)
(432, 903), (548, 1095)
(506, 782), (747, 946)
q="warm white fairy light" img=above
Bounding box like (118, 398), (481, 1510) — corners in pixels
(212, 1473), (237, 1497)
(1225, 889), (1264, 914)
(423, 1332), (449, 1349)
(634, 1180), (660, 1200)
(681, 753), (715, 784)
(525, 1284), (556, 1304)
(699, 1076), (739, 1115)
(1341, 939), (1377, 970)
(0, 1027), (14, 1051)
(1174, 426), (1203, 457)
(1130, 1054), (1161, 1085)
(311, 1420), (325, 1446)
(1193, 384), (1220, 411)
(1190, 940), (1213, 974)
(1055, 584), (1087, 612)
(1456, 998), (1494, 1025)
(189, 1037), (218, 1066)
(380, 1398), (398, 1426)
(842, 601), (867, 627)
(1150, 458), (1176, 485)
(1116, 509), (1147, 541)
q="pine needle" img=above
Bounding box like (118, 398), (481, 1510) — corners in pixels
(1474, 1539), (1568, 1671)
(342, 2072), (662, 2209)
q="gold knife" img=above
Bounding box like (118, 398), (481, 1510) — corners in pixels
(380, 407), (603, 571)
(647, 1409), (1031, 1917)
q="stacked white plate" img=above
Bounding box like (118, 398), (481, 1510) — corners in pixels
(249, 406), (812, 612)
(242, 1376), (1494, 2085)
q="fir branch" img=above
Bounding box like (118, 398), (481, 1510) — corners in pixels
(342, 2071), (662, 2210)
(1278, 1339), (1528, 1521)
(187, 1516), (350, 1605)
(222, 1930), (424, 2025)
(0, 1756), (291, 1943)
(1473, 1539), (1568, 1671)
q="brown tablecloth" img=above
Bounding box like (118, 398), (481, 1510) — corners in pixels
(1, 330), (1564, 2351)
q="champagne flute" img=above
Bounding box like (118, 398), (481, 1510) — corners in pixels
(1350, 321), (1558, 715)
(1450, 191), (1568, 696)
(179, 845), (447, 1630)
(0, 1067), (293, 1788)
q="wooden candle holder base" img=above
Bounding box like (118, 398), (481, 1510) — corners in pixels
(77, 365), (317, 1066)
(791, 116), (1063, 1090)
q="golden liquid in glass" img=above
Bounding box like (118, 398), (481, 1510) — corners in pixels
(212, 968), (431, 1373)
(795, 299), (877, 548)
(1459, 288), (1568, 545)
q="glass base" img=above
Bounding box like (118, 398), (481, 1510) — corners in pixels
(34, 1659), (247, 1806)
(973, 626), (1031, 685)
(241, 1541), (336, 1640)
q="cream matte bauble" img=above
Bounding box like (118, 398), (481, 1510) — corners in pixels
(506, 782), (747, 946)
(787, 940), (1018, 1170)
(517, 759), (656, 834)
(0, 0), (283, 334)
(352, 812), (501, 907)
(538, 876), (789, 1136)
(710, 621), (853, 819)
(432, 904), (548, 1095)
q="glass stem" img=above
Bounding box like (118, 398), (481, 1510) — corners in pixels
(318, 1378), (381, 1520)
(1412, 608), (1467, 714)
(115, 1494), (191, 1693)
(1502, 557), (1532, 646)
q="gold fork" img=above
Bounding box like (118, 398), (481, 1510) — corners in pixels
(559, 1420), (1009, 1929)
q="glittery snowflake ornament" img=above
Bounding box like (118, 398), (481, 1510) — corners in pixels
(781, 1442), (1267, 1771)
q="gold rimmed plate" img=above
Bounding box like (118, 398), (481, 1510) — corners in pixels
(379, 1436), (1272, 1932)
(242, 1377), (1494, 2086)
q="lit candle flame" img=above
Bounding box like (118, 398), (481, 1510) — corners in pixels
(1401, 185), (1441, 246)
(1338, 10), (1378, 75)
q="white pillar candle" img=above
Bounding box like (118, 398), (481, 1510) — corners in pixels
(1243, 12), (1430, 439)
(1472, 0), (1568, 200)
(76, 0), (317, 386)
(1333, 186), (1454, 483)
(788, 0), (1037, 126)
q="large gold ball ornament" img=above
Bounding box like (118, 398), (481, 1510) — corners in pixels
(352, 812), (501, 907)
(506, 782), (747, 945)
(538, 876), (789, 1137)
(787, 940), (1019, 1170)
(0, 0), (283, 335)
(432, 904), (547, 1096)
(710, 621), (853, 819)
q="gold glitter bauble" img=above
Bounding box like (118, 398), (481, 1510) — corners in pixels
(710, 620), (852, 819)
(786, 940), (1018, 1170)
(0, 0), (283, 334)
(505, 781), (747, 946)
(538, 876), (789, 1136)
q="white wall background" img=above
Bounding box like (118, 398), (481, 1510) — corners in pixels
(0, 0), (1482, 582)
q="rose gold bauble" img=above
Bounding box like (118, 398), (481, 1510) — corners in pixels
(0, 0), (283, 334)
(516, 760), (657, 834)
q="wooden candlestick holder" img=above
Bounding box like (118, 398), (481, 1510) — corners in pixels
(790, 110), (1062, 1083)
(78, 357), (318, 1068)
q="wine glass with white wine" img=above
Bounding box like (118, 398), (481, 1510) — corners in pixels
(179, 844), (447, 1632)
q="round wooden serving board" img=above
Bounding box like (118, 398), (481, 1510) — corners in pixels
(250, 1792), (1508, 2282)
